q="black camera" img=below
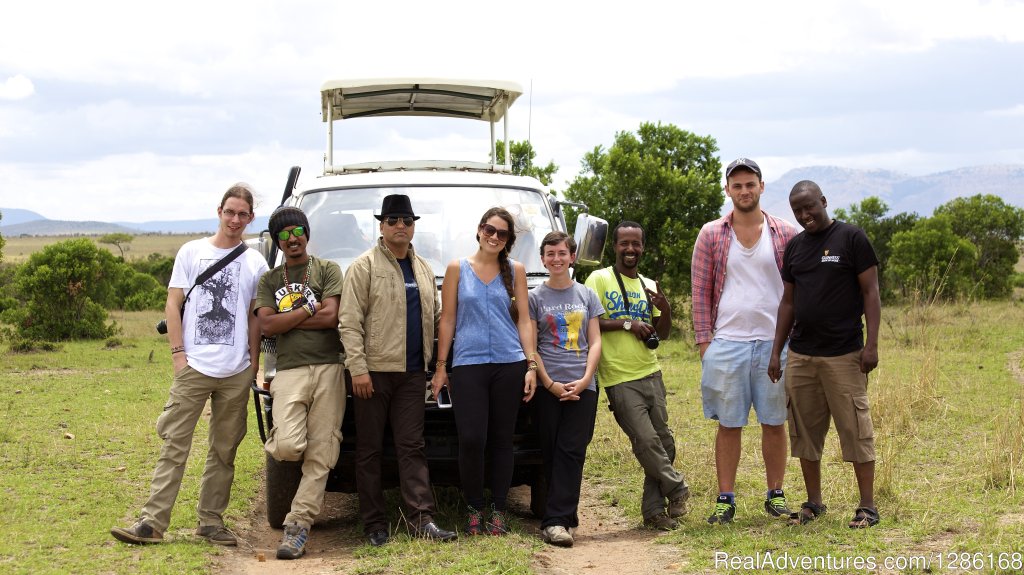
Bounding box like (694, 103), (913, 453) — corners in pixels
(645, 334), (660, 350)
(156, 319), (168, 335)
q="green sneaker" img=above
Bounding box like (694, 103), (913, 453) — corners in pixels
(707, 501), (736, 525)
(764, 491), (793, 518)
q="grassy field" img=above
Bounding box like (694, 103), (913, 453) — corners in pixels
(1, 301), (1023, 574)
(2, 234), (229, 263)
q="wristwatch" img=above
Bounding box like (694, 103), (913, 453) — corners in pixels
(622, 320), (632, 331)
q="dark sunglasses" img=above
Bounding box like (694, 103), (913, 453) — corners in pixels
(385, 216), (415, 227)
(479, 223), (510, 242)
(277, 226), (306, 241)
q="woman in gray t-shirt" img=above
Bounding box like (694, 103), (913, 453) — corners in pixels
(528, 231), (603, 548)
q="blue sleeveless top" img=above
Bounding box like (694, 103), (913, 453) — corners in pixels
(453, 258), (525, 366)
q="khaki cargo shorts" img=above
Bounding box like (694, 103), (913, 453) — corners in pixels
(784, 349), (875, 463)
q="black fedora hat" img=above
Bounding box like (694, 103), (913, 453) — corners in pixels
(375, 194), (420, 221)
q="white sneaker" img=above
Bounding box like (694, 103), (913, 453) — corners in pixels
(542, 525), (574, 547)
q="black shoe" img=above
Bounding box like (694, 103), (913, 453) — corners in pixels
(414, 521), (457, 541)
(367, 529), (389, 547)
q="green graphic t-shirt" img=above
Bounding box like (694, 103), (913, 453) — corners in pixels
(583, 267), (661, 388)
(255, 256), (344, 371)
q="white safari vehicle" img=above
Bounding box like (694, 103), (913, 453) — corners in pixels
(251, 78), (607, 527)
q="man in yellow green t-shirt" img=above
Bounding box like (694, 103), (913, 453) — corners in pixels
(584, 221), (689, 531)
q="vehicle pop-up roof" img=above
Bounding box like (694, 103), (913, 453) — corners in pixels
(320, 78), (523, 175)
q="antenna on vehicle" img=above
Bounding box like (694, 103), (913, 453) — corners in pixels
(527, 78), (533, 171)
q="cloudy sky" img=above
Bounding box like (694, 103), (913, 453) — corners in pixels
(1, 0), (1022, 223)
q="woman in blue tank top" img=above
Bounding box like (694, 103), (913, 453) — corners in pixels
(432, 207), (538, 536)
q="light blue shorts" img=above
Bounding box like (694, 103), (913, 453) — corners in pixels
(700, 338), (787, 427)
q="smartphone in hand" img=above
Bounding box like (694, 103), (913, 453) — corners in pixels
(436, 385), (453, 409)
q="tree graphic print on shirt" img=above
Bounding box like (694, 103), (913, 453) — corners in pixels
(194, 260), (241, 346)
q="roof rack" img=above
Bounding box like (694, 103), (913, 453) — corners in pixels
(319, 78), (523, 175)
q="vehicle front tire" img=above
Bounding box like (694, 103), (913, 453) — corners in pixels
(265, 452), (302, 528)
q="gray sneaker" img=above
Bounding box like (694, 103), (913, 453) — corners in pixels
(277, 523), (309, 560)
(541, 525), (574, 547)
(111, 520), (164, 544)
(196, 524), (238, 546)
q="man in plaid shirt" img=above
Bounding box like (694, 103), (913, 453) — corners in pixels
(691, 158), (797, 525)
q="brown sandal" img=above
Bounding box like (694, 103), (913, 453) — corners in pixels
(788, 501), (827, 525)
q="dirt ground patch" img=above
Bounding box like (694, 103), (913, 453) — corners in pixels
(214, 481), (679, 574)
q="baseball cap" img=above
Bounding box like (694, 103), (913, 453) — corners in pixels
(725, 157), (762, 179)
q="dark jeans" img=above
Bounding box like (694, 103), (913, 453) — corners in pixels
(451, 361), (526, 511)
(537, 387), (598, 529)
(354, 371), (435, 533)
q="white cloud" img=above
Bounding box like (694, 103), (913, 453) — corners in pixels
(0, 75), (34, 100)
(987, 104), (1024, 117)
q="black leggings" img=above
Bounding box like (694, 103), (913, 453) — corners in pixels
(451, 360), (526, 511)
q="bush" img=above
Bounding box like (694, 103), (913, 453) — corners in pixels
(2, 239), (121, 340)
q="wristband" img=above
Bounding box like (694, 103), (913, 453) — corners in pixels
(170, 345), (185, 355)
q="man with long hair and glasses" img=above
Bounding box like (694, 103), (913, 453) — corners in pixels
(584, 221), (689, 531)
(112, 183), (268, 546)
(256, 206), (345, 559)
(340, 194), (457, 547)
(432, 207), (538, 536)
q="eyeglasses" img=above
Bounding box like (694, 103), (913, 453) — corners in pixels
(479, 223), (510, 242)
(277, 226), (306, 241)
(222, 208), (252, 220)
(385, 216), (415, 227)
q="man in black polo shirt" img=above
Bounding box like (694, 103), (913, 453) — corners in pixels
(768, 180), (882, 529)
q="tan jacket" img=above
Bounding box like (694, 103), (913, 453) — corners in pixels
(339, 237), (440, 376)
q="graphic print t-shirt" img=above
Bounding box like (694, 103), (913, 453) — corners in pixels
(169, 238), (269, 378)
(255, 256), (344, 371)
(528, 282), (603, 392)
(583, 267), (662, 387)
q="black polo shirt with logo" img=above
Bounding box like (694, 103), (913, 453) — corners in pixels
(781, 220), (878, 357)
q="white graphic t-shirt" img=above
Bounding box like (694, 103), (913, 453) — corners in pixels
(169, 238), (269, 378)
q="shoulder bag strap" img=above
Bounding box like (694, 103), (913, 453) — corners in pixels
(180, 243), (249, 318)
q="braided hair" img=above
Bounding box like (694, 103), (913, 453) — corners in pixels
(476, 207), (519, 323)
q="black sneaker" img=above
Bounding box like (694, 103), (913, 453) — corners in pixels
(764, 491), (793, 518)
(277, 523), (308, 560)
(707, 501), (736, 525)
(111, 520), (163, 544)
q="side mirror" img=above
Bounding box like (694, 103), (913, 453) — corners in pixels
(573, 214), (608, 267)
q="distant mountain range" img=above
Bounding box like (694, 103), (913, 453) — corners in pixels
(0, 208), (270, 236)
(2, 164), (1022, 236)
(758, 164), (1024, 223)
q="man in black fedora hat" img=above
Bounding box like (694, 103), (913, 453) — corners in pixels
(339, 194), (456, 545)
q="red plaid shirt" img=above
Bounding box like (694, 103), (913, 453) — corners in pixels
(690, 211), (797, 344)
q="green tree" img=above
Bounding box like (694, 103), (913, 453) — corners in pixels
(0, 210), (6, 264)
(888, 215), (978, 300)
(3, 239), (122, 340)
(933, 194), (1024, 298)
(494, 140), (558, 187)
(99, 232), (134, 259)
(564, 122), (721, 294)
(834, 197), (919, 300)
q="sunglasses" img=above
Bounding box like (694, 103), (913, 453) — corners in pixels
(277, 226), (306, 241)
(385, 216), (415, 227)
(479, 223), (510, 242)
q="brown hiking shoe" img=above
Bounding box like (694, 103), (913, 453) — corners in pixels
(668, 488), (690, 518)
(196, 524), (238, 546)
(642, 512), (678, 531)
(111, 520), (164, 544)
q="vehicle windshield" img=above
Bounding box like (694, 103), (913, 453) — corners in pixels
(298, 186), (556, 277)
